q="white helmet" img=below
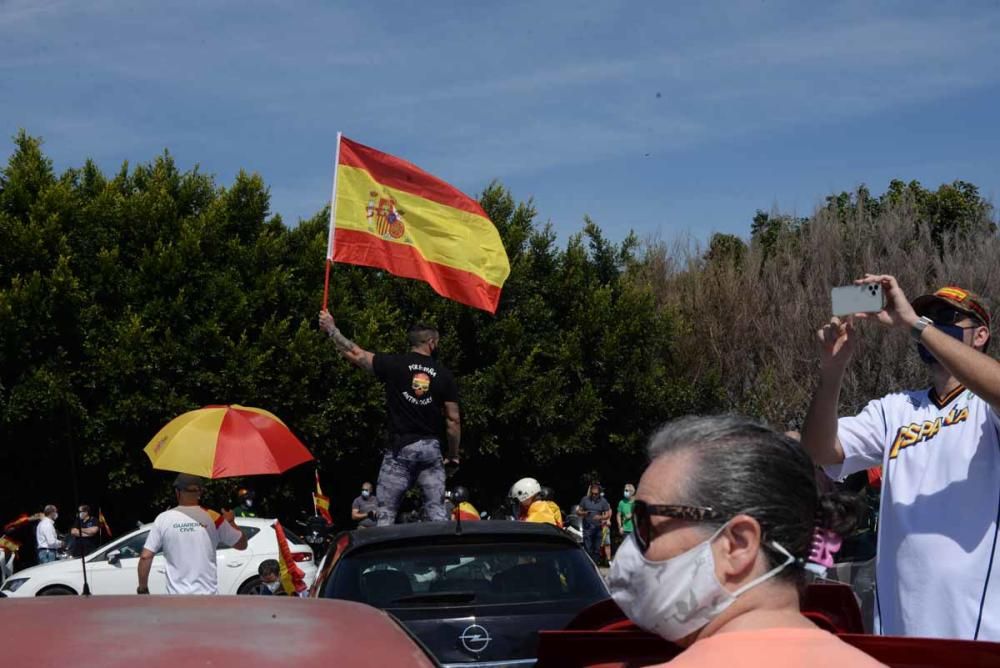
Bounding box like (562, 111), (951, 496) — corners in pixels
(510, 477), (541, 503)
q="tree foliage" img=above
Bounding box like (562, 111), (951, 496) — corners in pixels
(0, 133), (711, 525)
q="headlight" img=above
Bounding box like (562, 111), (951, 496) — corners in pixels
(2, 578), (28, 592)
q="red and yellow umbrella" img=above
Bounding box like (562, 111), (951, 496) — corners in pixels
(144, 405), (314, 478)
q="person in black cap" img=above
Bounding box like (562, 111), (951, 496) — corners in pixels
(137, 473), (248, 595)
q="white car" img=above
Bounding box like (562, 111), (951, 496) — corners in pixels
(0, 517), (316, 597)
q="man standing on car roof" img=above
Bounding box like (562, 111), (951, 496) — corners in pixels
(137, 474), (248, 595)
(319, 312), (460, 525)
(801, 276), (1000, 640)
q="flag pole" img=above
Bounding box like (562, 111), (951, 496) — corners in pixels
(322, 132), (343, 311)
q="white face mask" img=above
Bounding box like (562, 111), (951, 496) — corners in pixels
(52, 513), (59, 521)
(244, 499), (253, 508)
(623, 490), (632, 498)
(608, 526), (794, 641)
(266, 580), (281, 593)
(361, 490), (371, 498)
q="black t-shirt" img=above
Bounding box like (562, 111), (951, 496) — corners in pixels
(373, 352), (459, 449)
(71, 517), (99, 557)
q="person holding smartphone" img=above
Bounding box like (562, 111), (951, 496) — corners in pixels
(801, 275), (1000, 640)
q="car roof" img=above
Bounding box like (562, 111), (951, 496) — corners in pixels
(342, 519), (577, 551)
(0, 596), (438, 667)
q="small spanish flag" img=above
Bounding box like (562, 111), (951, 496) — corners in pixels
(453, 501), (480, 522)
(98, 509), (113, 538)
(313, 470), (333, 525)
(0, 536), (21, 553)
(273, 521), (307, 596)
(327, 135), (510, 314)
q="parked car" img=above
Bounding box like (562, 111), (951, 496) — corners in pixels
(0, 517), (315, 597)
(0, 595), (440, 668)
(534, 588), (1000, 668)
(313, 520), (609, 667)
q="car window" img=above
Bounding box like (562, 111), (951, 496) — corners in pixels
(324, 541), (606, 608)
(282, 527), (305, 545)
(220, 525), (259, 550)
(91, 531), (149, 561)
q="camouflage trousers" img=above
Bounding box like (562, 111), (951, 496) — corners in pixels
(376, 438), (447, 525)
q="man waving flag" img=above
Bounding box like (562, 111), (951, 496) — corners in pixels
(325, 135), (510, 314)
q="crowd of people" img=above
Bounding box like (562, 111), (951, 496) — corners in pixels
(3, 274), (996, 664)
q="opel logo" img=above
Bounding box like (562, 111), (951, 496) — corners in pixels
(459, 623), (491, 654)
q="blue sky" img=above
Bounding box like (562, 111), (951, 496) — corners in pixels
(3, 0), (999, 244)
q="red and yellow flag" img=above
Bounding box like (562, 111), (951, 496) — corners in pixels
(273, 521), (307, 596)
(327, 135), (510, 314)
(3, 514), (31, 534)
(98, 509), (112, 538)
(452, 501), (480, 522)
(313, 470), (333, 525)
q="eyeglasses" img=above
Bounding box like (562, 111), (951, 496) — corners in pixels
(632, 499), (724, 554)
(924, 307), (983, 327)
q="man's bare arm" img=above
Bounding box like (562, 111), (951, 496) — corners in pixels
(351, 507), (367, 521)
(318, 310), (374, 373)
(800, 317), (854, 466)
(444, 401), (461, 460)
(137, 549), (154, 590)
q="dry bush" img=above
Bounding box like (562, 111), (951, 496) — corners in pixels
(650, 190), (1000, 428)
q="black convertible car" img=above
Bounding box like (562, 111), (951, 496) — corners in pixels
(312, 520), (608, 667)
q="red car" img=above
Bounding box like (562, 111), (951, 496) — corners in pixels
(535, 583), (1000, 668)
(0, 595), (440, 668)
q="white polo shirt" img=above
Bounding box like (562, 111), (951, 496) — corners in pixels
(825, 385), (1000, 640)
(143, 506), (243, 595)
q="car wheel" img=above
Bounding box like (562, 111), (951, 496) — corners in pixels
(237, 576), (265, 595)
(37, 585), (76, 596)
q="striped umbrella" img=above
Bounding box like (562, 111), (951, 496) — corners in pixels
(144, 405), (314, 478)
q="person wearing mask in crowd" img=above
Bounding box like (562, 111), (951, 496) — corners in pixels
(609, 415), (882, 666)
(577, 483), (611, 563)
(69, 505), (99, 557)
(801, 278), (1000, 640)
(319, 314), (460, 525)
(234, 488), (256, 518)
(257, 559), (283, 595)
(138, 474), (248, 595)
(538, 486), (563, 528)
(617, 484), (636, 544)
(451, 486), (480, 521)
(351, 482), (379, 528)
(511, 478), (561, 526)
(35, 505), (63, 563)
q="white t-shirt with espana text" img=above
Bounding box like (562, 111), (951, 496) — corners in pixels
(825, 385), (1000, 640)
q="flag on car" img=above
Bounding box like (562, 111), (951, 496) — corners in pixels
(98, 509), (113, 537)
(273, 521), (307, 596)
(313, 470), (333, 525)
(0, 536), (21, 553)
(325, 135), (510, 314)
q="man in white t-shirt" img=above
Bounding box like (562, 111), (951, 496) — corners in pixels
(801, 274), (1000, 640)
(137, 474), (247, 595)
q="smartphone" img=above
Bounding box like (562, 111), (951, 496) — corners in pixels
(831, 283), (884, 316)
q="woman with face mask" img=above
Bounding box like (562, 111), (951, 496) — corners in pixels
(608, 415), (884, 667)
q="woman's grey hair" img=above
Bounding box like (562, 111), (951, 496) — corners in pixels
(647, 414), (857, 582)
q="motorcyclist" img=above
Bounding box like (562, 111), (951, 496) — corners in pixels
(234, 488), (257, 518)
(510, 478), (561, 527)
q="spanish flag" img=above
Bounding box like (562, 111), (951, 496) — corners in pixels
(98, 509), (113, 538)
(313, 470), (333, 525)
(453, 501), (480, 522)
(273, 521), (307, 596)
(2, 514), (31, 534)
(0, 536), (21, 553)
(327, 135), (510, 314)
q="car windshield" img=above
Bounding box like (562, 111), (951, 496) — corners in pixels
(324, 541), (605, 608)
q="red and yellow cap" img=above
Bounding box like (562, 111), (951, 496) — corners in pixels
(912, 286), (991, 328)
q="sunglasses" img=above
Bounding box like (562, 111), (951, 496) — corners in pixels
(632, 499), (724, 554)
(924, 307), (982, 327)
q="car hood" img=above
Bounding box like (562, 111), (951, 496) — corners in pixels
(4, 559), (76, 582)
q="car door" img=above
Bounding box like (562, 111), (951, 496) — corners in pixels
(216, 525), (259, 594)
(86, 530), (168, 595)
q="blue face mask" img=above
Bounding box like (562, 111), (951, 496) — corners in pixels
(917, 323), (968, 364)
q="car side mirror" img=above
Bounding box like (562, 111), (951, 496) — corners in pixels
(107, 550), (121, 566)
